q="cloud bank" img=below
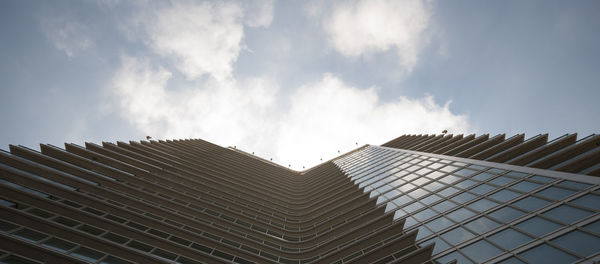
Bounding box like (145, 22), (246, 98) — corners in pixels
(139, 1), (245, 80)
(320, 0), (431, 73)
(110, 0), (470, 169)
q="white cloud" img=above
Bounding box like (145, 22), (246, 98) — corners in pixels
(242, 0), (275, 28)
(276, 74), (469, 167)
(322, 0), (431, 72)
(112, 63), (469, 169)
(110, 0), (469, 170)
(138, 1), (245, 81)
(43, 20), (93, 58)
(112, 56), (281, 155)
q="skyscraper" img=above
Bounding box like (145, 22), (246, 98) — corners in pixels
(0, 133), (599, 263)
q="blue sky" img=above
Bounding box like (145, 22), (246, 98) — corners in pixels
(1, 0), (599, 169)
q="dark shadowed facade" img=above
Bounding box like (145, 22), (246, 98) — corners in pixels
(1, 133), (599, 263)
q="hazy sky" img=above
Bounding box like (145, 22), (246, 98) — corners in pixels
(1, 0), (599, 169)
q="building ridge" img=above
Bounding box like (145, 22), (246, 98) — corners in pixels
(0, 138), (432, 263)
(226, 143), (372, 174)
(1, 134), (599, 264)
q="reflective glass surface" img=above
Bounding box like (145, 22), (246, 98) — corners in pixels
(460, 240), (502, 263)
(512, 196), (550, 212)
(570, 193), (600, 210)
(440, 227), (475, 246)
(551, 230), (600, 257)
(464, 216), (500, 235)
(515, 216), (563, 237)
(518, 244), (577, 264)
(334, 145), (600, 264)
(489, 189), (521, 202)
(542, 205), (593, 224)
(489, 206), (526, 223)
(446, 208), (476, 222)
(488, 228), (533, 250)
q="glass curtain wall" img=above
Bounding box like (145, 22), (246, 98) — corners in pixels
(334, 145), (600, 264)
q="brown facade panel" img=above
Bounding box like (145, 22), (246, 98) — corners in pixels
(385, 133), (600, 176)
(1, 138), (431, 263)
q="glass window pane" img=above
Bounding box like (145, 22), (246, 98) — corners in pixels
(472, 172), (494, 181)
(392, 195), (413, 206)
(427, 171), (446, 179)
(469, 184), (496, 195)
(584, 220), (600, 235)
(510, 181), (541, 192)
(12, 229), (48, 242)
(515, 216), (563, 237)
(468, 198), (499, 212)
(455, 179), (477, 189)
(398, 183), (415, 192)
(403, 216), (418, 228)
(425, 217), (454, 233)
(416, 226), (432, 240)
(454, 169), (477, 177)
(420, 194), (442, 205)
(432, 200), (458, 213)
(412, 177), (429, 186)
(488, 168), (506, 174)
(460, 240), (502, 263)
(408, 188), (429, 199)
(530, 175), (554, 183)
(512, 196), (550, 212)
(439, 175), (461, 184)
(71, 247), (105, 262)
(440, 226), (476, 246)
(393, 209), (406, 220)
(403, 202), (425, 213)
(452, 192), (477, 203)
(552, 230), (600, 257)
(492, 190), (519, 202)
(468, 164), (487, 170)
(383, 189), (402, 199)
(570, 193), (600, 211)
(497, 257), (526, 264)
(506, 171), (528, 178)
(423, 181), (444, 192)
(42, 238), (76, 253)
(440, 165), (458, 173)
(488, 228), (533, 250)
(389, 179), (405, 187)
(490, 176), (517, 186)
(439, 187), (460, 197)
(536, 186), (576, 200)
(376, 196), (388, 205)
(413, 208), (437, 222)
(465, 216), (500, 235)
(385, 202), (398, 213)
(518, 244), (577, 264)
(420, 236), (451, 255)
(447, 207), (476, 222)
(416, 167), (432, 175)
(543, 205), (593, 224)
(557, 180), (591, 190)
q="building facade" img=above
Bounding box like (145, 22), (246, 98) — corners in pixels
(0, 133), (599, 263)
